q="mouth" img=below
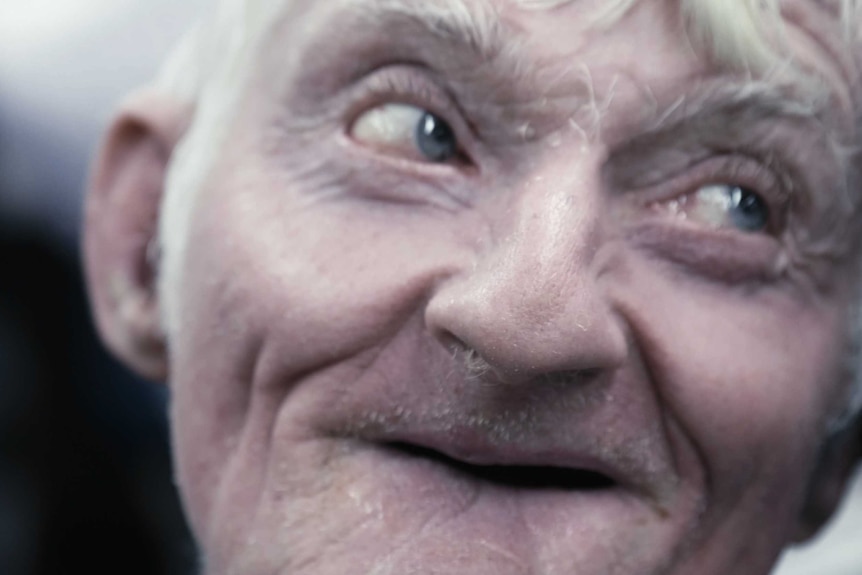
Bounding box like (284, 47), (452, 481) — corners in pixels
(315, 420), (681, 573)
(383, 441), (618, 491)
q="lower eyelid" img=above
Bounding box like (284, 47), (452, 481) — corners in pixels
(329, 146), (475, 210)
(626, 222), (786, 284)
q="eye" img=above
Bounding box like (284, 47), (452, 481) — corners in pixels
(350, 103), (460, 163)
(665, 184), (770, 233)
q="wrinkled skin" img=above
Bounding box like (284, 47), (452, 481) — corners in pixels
(86, 0), (862, 574)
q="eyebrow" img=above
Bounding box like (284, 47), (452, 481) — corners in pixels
(278, 0), (548, 115)
(609, 80), (832, 161)
(605, 81), (840, 189)
(346, 0), (508, 60)
(650, 81), (828, 138)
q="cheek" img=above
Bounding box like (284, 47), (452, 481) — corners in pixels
(165, 160), (474, 545)
(616, 259), (848, 507)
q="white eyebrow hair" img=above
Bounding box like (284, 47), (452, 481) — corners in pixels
(348, 0), (506, 59)
(648, 81), (831, 135)
(606, 80), (839, 188)
(346, 0), (643, 56)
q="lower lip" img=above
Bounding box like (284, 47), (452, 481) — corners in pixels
(355, 441), (649, 537)
(315, 441), (675, 575)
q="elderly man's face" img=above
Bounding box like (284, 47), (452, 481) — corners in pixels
(87, 0), (862, 573)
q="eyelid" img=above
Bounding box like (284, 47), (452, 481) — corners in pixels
(342, 65), (479, 162)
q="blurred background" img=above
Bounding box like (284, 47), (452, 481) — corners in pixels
(0, 1), (205, 573)
(0, 1), (859, 574)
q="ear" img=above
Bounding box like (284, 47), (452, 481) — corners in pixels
(83, 88), (190, 381)
(791, 416), (862, 543)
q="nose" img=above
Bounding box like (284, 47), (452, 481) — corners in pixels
(425, 170), (628, 384)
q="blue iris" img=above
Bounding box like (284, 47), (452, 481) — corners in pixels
(416, 113), (457, 162)
(728, 186), (769, 232)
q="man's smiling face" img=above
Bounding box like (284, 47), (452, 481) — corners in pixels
(144, 0), (862, 573)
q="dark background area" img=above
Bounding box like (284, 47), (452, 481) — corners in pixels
(0, 222), (195, 575)
(0, 2), (204, 572)
(0, 2), (859, 574)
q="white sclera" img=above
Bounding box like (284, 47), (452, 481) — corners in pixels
(352, 103), (425, 151)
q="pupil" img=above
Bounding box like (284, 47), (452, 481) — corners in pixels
(730, 186), (769, 232)
(416, 113), (457, 162)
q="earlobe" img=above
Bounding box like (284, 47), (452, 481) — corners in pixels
(791, 417), (862, 543)
(83, 88), (190, 381)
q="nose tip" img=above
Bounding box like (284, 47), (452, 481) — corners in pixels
(435, 327), (613, 387)
(425, 265), (628, 385)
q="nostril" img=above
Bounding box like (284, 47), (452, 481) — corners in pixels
(435, 331), (607, 387)
(534, 368), (603, 387)
(436, 332), (498, 381)
(434, 329), (471, 357)
(462, 347), (495, 380)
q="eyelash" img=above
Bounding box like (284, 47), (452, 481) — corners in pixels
(342, 66), (474, 159)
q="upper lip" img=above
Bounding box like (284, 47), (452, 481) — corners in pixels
(364, 421), (631, 490)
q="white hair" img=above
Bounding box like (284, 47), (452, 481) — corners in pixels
(153, 0), (862, 428)
(153, 0), (862, 107)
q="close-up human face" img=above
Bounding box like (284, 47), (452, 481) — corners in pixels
(158, 0), (862, 574)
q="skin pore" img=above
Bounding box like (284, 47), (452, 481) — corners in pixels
(86, 0), (862, 574)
